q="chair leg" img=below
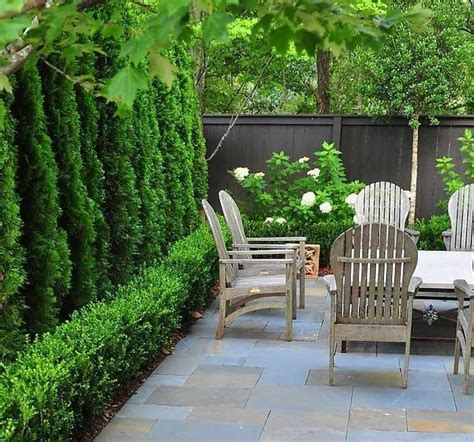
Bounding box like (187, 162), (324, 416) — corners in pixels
(215, 292), (227, 340)
(453, 322), (461, 375)
(329, 326), (335, 386)
(299, 270), (305, 309)
(402, 298), (414, 389)
(463, 334), (472, 395)
(292, 269), (297, 320)
(285, 264), (293, 341)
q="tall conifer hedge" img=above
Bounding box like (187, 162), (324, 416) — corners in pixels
(12, 65), (72, 335)
(40, 64), (98, 314)
(2, 4), (208, 358)
(0, 97), (25, 360)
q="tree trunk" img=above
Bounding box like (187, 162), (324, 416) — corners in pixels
(409, 123), (419, 224)
(316, 50), (331, 113)
(190, 1), (207, 111)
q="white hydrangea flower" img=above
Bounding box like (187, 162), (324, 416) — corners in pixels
(255, 172), (265, 179)
(353, 215), (359, 224)
(307, 168), (320, 179)
(298, 157), (310, 163)
(233, 167), (249, 181)
(345, 193), (358, 206)
(264, 217), (274, 223)
(301, 191), (316, 207)
(320, 202), (332, 213)
(275, 217), (286, 224)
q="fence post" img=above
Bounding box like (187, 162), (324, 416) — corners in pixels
(332, 116), (342, 149)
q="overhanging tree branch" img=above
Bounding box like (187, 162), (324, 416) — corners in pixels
(206, 54), (274, 162)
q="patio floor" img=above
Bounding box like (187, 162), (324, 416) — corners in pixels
(96, 280), (474, 441)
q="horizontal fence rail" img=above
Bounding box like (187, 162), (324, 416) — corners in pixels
(203, 115), (474, 220)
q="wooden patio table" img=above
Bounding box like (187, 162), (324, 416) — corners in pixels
(414, 250), (473, 296)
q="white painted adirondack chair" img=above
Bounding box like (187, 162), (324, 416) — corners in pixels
(453, 279), (473, 395)
(324, 223), (422, 388)
(219, 190), (306, 317)
(355, 182), (420, 245)
(202, 200), (295, 341)
(442, 184), (474, 251)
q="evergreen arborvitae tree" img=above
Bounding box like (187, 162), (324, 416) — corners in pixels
(13, 65), (71, 335)
(40, 62), (97, 315)
(132, 92), (167, 262)
(75, 56), (112, 298)
(0, 97), (26, 360)
(173, 45), (201, 232)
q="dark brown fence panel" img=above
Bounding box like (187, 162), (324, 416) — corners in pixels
(203, 115), (474, 220)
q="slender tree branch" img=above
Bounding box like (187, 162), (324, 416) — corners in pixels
(206, 54), (275, 162)
(42, 58), (80, 84)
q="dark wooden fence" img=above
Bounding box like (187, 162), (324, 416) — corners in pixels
(203, 115), (474, 220)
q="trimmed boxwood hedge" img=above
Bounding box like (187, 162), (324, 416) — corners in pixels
(0, 223), (218, 441)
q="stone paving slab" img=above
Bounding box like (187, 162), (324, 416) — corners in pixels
(347, 429), (470, 442)
(348, 406), (407, 431)
(407, 409), (474, 433)
(147, 374), (188, 386)
(146, 419), (263, 441)
(185, 364), (262, 388)
(260, 409), (346, 442)
(187, 406), (269, 425)
(154, 355), (203, 376)
(307, 368), (403, 388)
(257, 366), (309, 386)
(246, 385), (352, 415)
(352, 386), (457, 411)
(145, 385), (252, 408)
(95, 417), (156, 441)
(117, 404), (191, 420)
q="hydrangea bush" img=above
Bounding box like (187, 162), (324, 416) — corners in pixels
(230, 141), (365, 226)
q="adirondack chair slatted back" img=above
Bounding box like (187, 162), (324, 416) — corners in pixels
(202, 200), (236, 283)
(219, 191), (252, 259)
(330, 223), (417, 325)
(355, 182), (409, 230)
(448, 184), (474, 251)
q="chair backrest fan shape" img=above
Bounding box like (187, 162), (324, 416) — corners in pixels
(330, 223), (417, 325)
(448, 184), (474, 251)
(202, 199), (235, 283)
(356, 182), (409, 230)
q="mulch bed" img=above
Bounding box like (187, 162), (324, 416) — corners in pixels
(76, 282), (220, 442)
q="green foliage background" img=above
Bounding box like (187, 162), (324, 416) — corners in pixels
(0, 9), (208, 359)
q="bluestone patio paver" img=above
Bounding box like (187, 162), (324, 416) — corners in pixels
(95, 279), (471, 441)
(147, 419), (264, 441)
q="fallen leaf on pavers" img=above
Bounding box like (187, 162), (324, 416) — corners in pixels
(192, 311), (204, 319)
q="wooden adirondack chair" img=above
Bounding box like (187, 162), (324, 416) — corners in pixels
(324, 223), (422, 388)
(355, 182), (420, 244)
(202, 199), (295, 341)
(219, 190), (306, 316)
(442, 184), (474, 251)
(453, 279), (473, 395)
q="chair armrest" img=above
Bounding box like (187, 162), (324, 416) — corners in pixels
(453, 279), (474, 299)
(220, 258), (294, 264)
(442, 229), (452, 250)
(408, 276), (423, 297)
(247, 237), (307, 242)
(227, 249), (296, 256)
(323, 275), (337, 295)
(405, 228), (420, 245)
(233, 243), (299, 250)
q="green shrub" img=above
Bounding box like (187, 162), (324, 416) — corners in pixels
(244, 218), (355, 266)
(0, 224), (217, 441)
(0, 97), (26, 360)
(231, 142), (364, 224)
(12, 65), (72, 335)
(414, 215), (450, 251)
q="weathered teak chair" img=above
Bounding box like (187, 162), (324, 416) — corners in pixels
(453, 279), (473, 395)
(324, 223), (422, 388)
(219, 190), (306, 316)
(202, 200), (295, 341)
(442, 184), (474, 251)
(355, 182), (420, 245)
